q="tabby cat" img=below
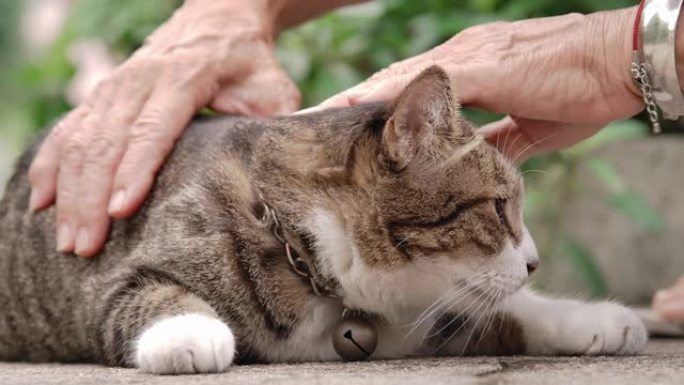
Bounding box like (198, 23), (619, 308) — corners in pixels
(0, 66), (646, 374)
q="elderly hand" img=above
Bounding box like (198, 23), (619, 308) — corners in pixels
(29, 0), (300, 257)
(316, 7), (643, 163)
(653, 276), (684, 321)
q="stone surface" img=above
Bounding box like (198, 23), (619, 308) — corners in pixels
(0, 339), (682, 385)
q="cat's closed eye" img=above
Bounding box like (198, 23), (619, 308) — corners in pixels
(494, 199), (509, 228)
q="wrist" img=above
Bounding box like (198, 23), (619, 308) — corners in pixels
(586, 7), (643, 107)
(676, 7), (684, 90)
(181, 0), (281, 39)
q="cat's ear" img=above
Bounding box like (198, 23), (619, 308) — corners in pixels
(381, 65), (469, 171)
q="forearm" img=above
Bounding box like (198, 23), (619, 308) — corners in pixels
(677, 8), (684, 90)
(273, 0), (370, 31)
(184, 0), (368, 37)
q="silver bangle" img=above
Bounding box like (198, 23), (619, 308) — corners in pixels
(641, 0), (684, 120)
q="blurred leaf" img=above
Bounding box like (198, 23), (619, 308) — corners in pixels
(563, 238), (608, 297)
(522, 188), (547, 219)
(607, 192), (665, 233)
(585, 157), (625, 194)
(587, 157), (665, 232)
(407, 14), (441, 55)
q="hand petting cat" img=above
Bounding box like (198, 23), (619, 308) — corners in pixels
(27, 0), (304, 257)
(317, 7), (644, 163)
(25, 0), (684, 324)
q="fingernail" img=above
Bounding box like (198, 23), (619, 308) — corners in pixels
(29, 190), (39, 212)
(292, 106), (318, 115)
(108, 190), (126, 215)
(75, 228), (91, 256)
(56, 223), (72, 252)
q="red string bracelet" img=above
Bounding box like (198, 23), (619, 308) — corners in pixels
(633, 0), (646, 52)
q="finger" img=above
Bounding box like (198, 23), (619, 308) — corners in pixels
(54, 78), (120, 254)
(675, 275), (684, 288)
(108, 85), (197, 219)
(479, 117), (603, 163)
(316, 73), (416, 112)
(210, 48), (301, 117)
(653, 289), (684, 321)
(28, 109), (84, 212)
(54, 122), (90, 254)
(71, 76), (152, 257)
(308, 55), (435, 113)
(479, 117), (546, 163)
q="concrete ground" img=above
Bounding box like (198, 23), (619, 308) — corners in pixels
(1, 339), (682, 385)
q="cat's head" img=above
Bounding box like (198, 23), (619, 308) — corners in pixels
(303, 66), (538, 318)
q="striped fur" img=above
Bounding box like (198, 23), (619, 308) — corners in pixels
(0, 67), (646, 372)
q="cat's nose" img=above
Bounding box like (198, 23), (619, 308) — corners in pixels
(520, 225), (539, 276)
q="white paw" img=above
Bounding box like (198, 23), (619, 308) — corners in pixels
(136, 313), (235, 374)
(553, 302), (648, 355)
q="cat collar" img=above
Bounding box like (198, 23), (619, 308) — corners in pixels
(258, 199), (339, 299)
(257, 198), (378, 361)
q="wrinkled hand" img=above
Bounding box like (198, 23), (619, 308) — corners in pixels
(653, 276), (684, 321)
(315, 8), (643, 163)
(29, 0), (300, 257)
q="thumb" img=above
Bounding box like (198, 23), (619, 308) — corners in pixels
(211, 49), (301, 117)
(316, 73), (414, 111)
(479, 116), (534, 162)
(306, 55), (435, 113)
(479, 116), (604, 163)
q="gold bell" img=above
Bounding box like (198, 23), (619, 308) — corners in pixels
(332, 311), (377, 361)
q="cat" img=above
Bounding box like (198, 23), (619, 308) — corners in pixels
(0, 66), (647, 374)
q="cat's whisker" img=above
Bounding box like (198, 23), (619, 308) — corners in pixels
(424, 281), (488, 342)
(419, 285), (479, 348)
(521, 169), (548, 175)
(496, 288), (508, 337)
(461, 288), (492, 355)
(474, 286), (503, 350)
(495, 128), (501, 154)
(504, 134), (522, 163)
(405, 279), (482, 338)
(510, 132), (558, 165)
(408, 275), (490, 333)
(393, 234), (416, 249)
(403, 286), (460, 335)
(406, 285), (463, 329)
(457, 287), (497, 355)
(434, 285), (494, 354)
(522, 169), (549, 184)
(501, 125), (513, 162)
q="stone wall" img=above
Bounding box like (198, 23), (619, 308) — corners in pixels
(534, 137), (684, 304)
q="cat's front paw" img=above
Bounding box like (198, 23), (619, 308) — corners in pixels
(136, 313), (235, 374)
(555, 302), (647, 356)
